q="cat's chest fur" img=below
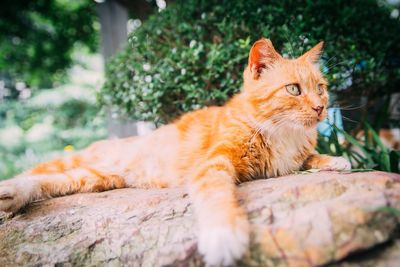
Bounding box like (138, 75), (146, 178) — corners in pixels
(238, 126), (315, 180)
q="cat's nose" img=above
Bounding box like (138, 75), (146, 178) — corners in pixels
(312, 105), (324, 116)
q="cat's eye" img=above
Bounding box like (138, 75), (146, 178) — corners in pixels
(285, 84), (301, 96)
(317, 84), (326, 95)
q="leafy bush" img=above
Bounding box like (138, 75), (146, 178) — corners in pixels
(0, 85), (106, 180)
(0, 52), (106, 181)
(0, 0), (98, 88)
(101, 0), (400, 124)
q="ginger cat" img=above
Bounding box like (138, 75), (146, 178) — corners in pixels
(0, 39), (350, 266)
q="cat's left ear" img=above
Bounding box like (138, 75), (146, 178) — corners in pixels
(299, 41), (324, 65)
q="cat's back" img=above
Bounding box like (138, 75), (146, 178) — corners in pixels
(78, 124), (183, 187)
(176, 106), (224, 135)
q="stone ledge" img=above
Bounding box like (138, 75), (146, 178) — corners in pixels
(0, 171), (399, 266)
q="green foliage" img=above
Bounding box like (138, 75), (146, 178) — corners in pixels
(0, 81), (106, 180)
(0, 0), (98, 88)
(317, 123), (399, 173)
(101, 0), (400, 124)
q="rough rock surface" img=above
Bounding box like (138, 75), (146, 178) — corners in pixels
(0, 171), (399, 267)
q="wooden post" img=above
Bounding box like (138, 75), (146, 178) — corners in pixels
(97, 0), (143, 138)
(97, 0), (128, 60)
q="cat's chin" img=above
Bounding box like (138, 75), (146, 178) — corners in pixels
(300, 119), (319, 129)
(305, 114), (327, 128)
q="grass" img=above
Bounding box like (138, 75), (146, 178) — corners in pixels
(317, 122), (399, 173)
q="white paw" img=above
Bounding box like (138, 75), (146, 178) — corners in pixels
(0, 180), (32, 213)
(324, 156), (351, 171)
(198, 223), (249, 266)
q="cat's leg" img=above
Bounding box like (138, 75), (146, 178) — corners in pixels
(188, 155), (249, 266)
(303, 154), (351, 171)
(0, 167), (126, 213)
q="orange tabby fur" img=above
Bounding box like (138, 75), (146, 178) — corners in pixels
(0, 38), (351, 266)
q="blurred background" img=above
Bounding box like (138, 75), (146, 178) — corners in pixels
(0, 0), (399, 180)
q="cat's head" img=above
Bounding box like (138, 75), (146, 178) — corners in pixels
(243, 38), (328, 128)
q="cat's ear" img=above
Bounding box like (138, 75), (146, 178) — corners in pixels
(248, 38), (282, 80)
(299, 41), (324, 65)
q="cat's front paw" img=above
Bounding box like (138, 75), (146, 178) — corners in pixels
(0, 181), (31, 213)
(323, 156), (351, 171)
(198, 219), (249, 266)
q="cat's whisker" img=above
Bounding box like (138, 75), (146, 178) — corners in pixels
(323, 55), (337, 66)
(341, 115), (359, 124)
(247, 119), (268, 144)
(252, 119), (277, 140)
(282, 29), (295, 58)
(248, 117), (286, 145)
(262, 115), (296, 138)
(336, 103), (367, 111)
(324, 60), (349, 72)
(326, 59), (348, 68)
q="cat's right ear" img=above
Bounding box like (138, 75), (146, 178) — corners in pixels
(248, 38), (282, 80)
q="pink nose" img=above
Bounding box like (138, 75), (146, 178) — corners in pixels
(312, 105), (324, 116)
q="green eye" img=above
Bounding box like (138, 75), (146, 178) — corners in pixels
(285, 84), (301, 96)
(317, 84), (326, 95)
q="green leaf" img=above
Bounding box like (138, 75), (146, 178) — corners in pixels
(333, 125), (375, 167)
(390, 151), (400, 173)
(378, 207), (400, 216)
(349, 150), (368, 167)
(379, 152), (391, 172)
(294, 169), (321, 175)
(364, 122), (389, 154)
